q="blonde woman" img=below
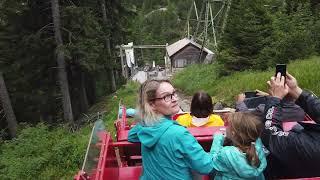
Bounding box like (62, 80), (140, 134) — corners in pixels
(128, 79), (215, 180)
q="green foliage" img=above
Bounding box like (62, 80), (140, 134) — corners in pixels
(0, 81), (138, 179)
(0, 124), (90, 179)
(0, 0), (129, 126)
(218, 0), (319, 72)
(103, 81), (139, 136)
(63, 6), (105, 72)
(0, 0), (59, 123)
(126, 0), (193, 66)
(172, 63), (221, 94)
(218, 0), (273, 71)
(173, 56), (320, 105)
(260, 2), (316, 65)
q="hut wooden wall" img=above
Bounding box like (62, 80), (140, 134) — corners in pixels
(171, 44), (208, 68)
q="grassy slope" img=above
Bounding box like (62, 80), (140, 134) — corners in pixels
(103, 81), (139, 136)
(173, 56), (320, 105)
(0, 82), (139, 179)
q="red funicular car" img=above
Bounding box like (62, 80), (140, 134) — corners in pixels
(75, 105), (320, 180)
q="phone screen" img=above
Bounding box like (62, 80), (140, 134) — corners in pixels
(276, 64), (286, 77)
(244, 91), (257, 98)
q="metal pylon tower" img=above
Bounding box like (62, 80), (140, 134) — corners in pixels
(185, 0), (232, 50)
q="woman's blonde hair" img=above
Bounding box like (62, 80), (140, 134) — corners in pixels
(137, 79), (171, 126)
(228, 112), (263, 167)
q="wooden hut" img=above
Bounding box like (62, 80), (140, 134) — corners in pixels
(166, 38), (214, 68)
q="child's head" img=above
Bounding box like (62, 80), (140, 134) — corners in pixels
(227, 112), (263, 167)
(190, 91), (213, 118)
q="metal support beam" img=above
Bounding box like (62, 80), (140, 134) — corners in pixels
(116, 44), (168, 79)
(116, 45), (167, 49)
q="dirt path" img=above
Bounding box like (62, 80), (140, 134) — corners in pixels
(176, 90), (192, 112)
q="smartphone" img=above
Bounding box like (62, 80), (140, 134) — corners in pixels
(244, 91), (257, 98)
(275, 64), (286, 77)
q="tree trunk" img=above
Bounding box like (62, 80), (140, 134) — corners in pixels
(79, 71), (89, 112)
(51, 0), (74, 123)
(0, 72), (17, 138)
(100, 0), (116, 92)
(107, 40), (117, 92)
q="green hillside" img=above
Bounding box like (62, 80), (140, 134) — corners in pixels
(0, 82), (139, 179)
(173, 56), (320, 105)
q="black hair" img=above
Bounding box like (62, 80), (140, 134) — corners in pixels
(190, 91), (213, 118)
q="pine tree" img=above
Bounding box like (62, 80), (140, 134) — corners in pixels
(218, 0), (273, 71)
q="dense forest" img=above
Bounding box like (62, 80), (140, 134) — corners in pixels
(0, 0), (131, 138)
(0, 0), (320, 178)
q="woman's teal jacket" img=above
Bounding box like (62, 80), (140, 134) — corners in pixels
(128, 117), (215, 180)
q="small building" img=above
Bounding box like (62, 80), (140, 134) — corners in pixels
(166, 38), (214, 68)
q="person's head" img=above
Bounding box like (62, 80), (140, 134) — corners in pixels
(137, 79), (180, 126)
(227, 112), (263, 167)
(190, 91), (213, 118)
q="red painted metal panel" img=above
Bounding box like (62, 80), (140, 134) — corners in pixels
(95, 132), (109, 180)
(117, 126), (225, 142)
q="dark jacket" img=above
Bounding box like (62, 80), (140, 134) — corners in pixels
(261, 91), (320, 179)
(296, 91), (320, 123)
(235, 98), (305, 122)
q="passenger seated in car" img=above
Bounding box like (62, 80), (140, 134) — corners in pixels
(260, 72), (320, 178)
(235, 89), (308, 132)
(177, 91), (224, 127)
(210, 112), (267, 179)
(235, 90), (305, 122)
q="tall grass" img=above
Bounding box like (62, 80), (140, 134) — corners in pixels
(0, 124), (90, 179)
(103, 81), (139, 136)
(173, 64), (221, 94)
(173, 56), (320, 105)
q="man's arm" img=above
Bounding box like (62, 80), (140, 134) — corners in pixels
(235, 93), (249, 111)
(285, 73), (320, 123)
(295, 90), (320, 123)
(261, 73), (295, 156)
(261, 97), (287, 143)
(235, 101), (249, 111)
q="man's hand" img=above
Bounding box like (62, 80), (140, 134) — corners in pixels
(267, 72), (289, 99)
(236, 93), (246, 102)
(286, 72), (302, 100)
(255, 89), (269, 96)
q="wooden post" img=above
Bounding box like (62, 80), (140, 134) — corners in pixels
(119, 47), (125, 78)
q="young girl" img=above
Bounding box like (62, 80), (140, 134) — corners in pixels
(210, 112), (267, 180)
(177, 91), (224, 127)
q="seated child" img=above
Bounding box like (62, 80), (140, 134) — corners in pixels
(210, 112), (267, 179)
(177, 91), (224, 127)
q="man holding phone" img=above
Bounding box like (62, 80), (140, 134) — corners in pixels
(236, 89), (305, 122)
(275, 64), (286, 77)
(261, 72), (320, 178)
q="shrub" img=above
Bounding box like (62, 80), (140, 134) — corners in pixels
(0, 124), (89, 179)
